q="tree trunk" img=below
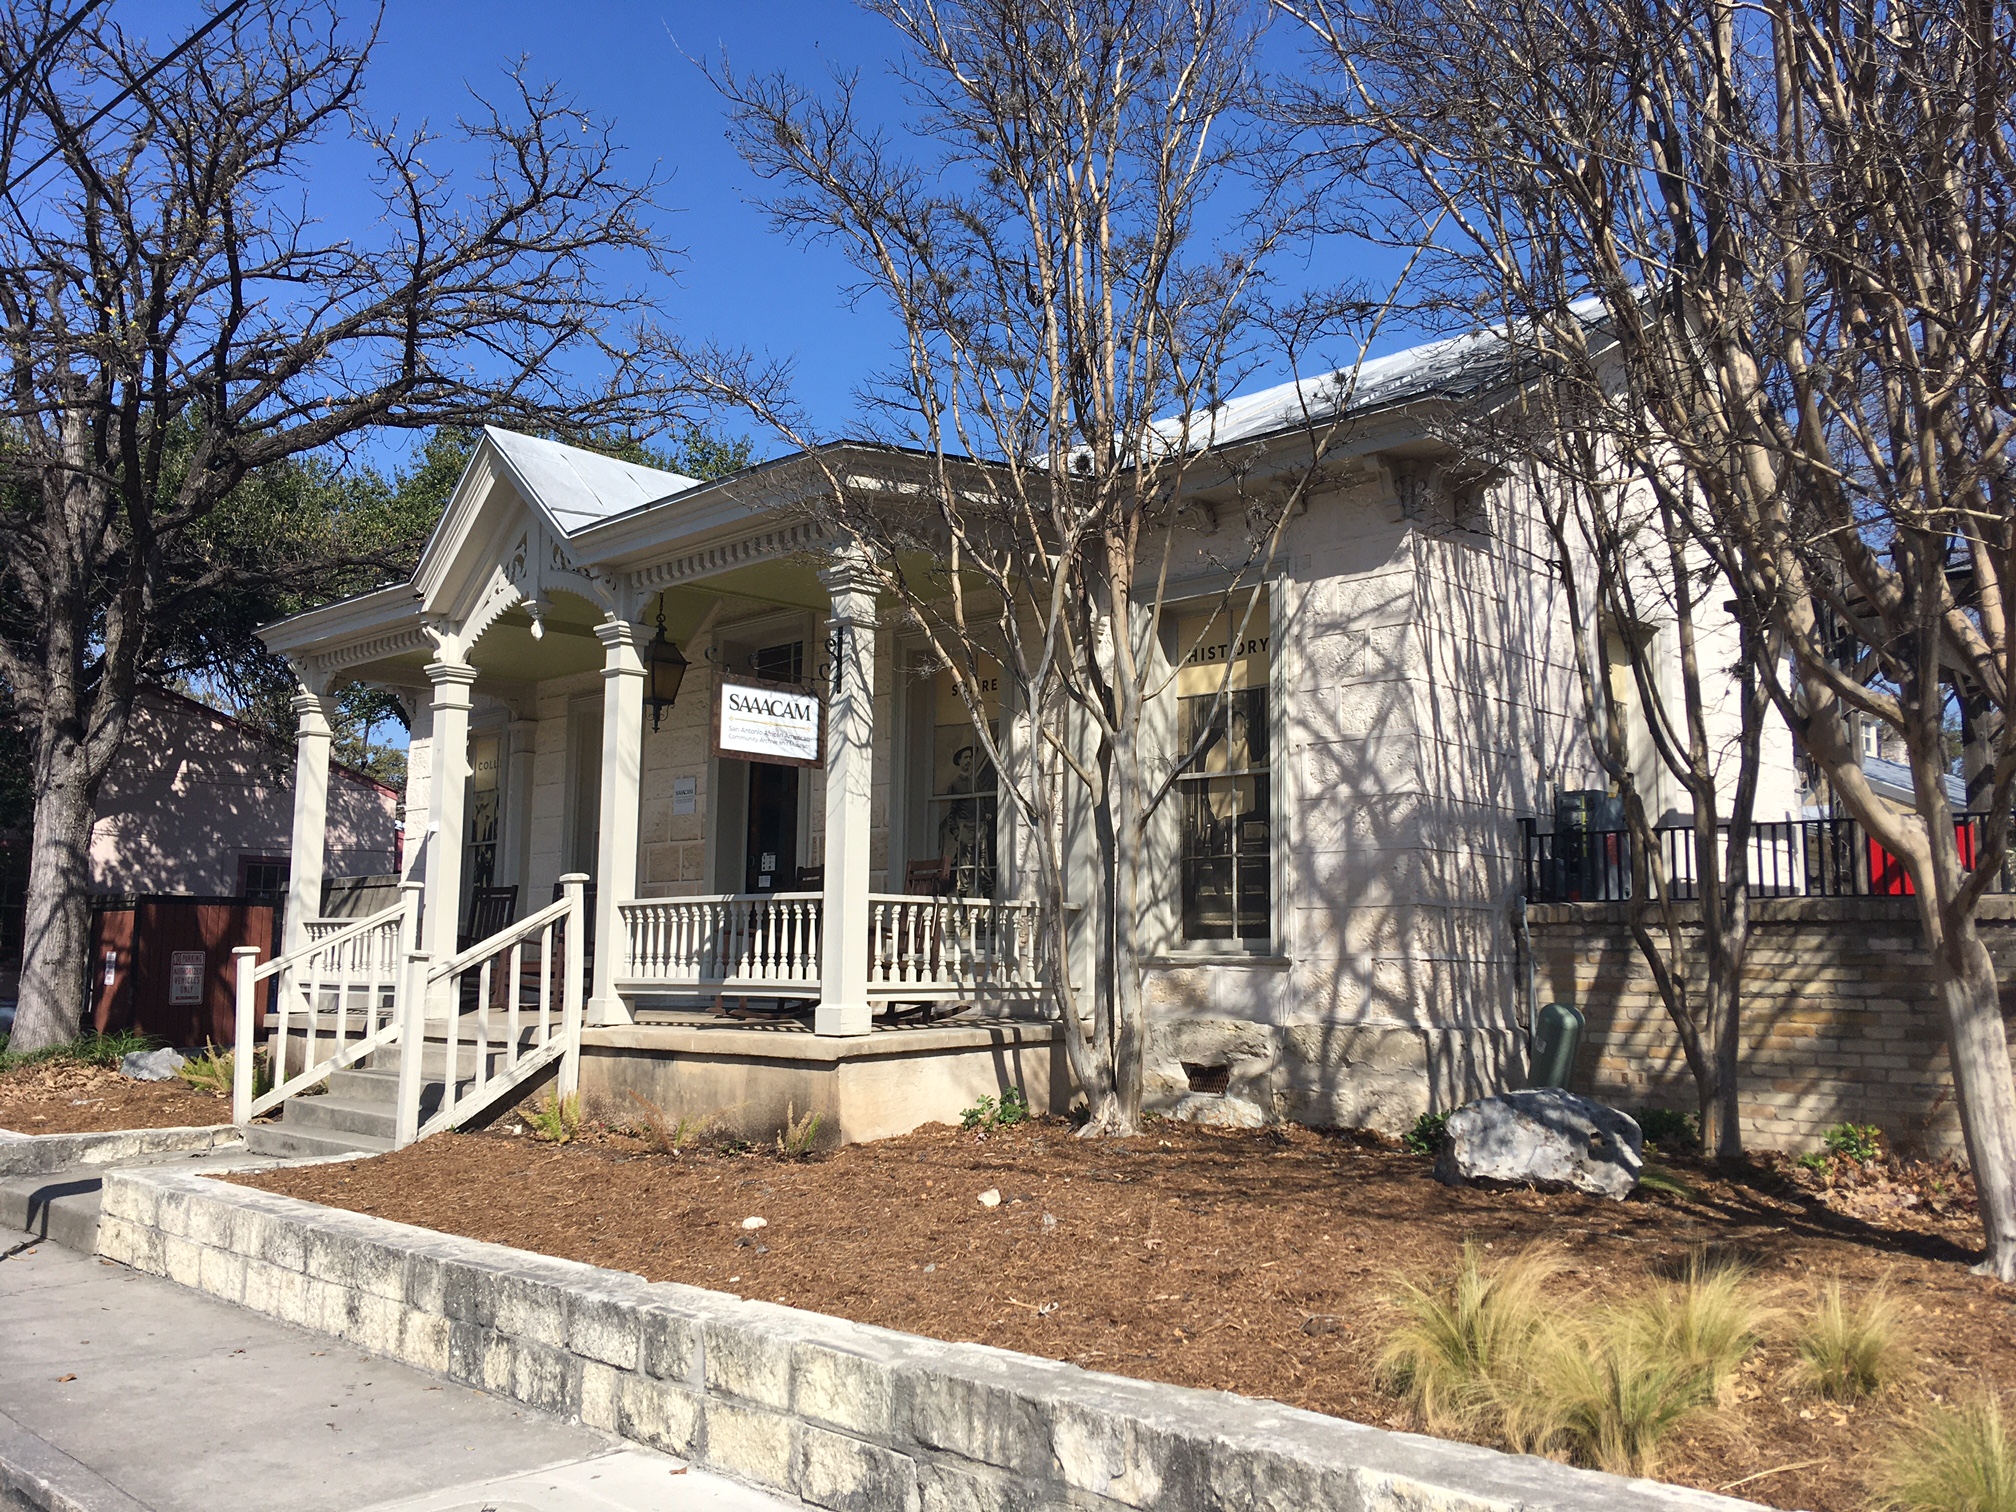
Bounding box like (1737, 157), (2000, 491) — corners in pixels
(11, 727), (99, 1053)
(1932, 916), (2016, 1280)
(1107, 743), (1147, 1133)
(1696, 957), (1741, 1159)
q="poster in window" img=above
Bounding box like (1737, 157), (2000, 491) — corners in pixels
(922, 664), (1000, 897)
(1173, 598), (1272, 942)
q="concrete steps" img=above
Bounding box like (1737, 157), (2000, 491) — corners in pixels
(241, 1123), (396, 1159)
(245, 1027), (536, 1159)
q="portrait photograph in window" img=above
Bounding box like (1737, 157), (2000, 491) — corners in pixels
(923, 666), (1000, 898)
(466, 732), (502, 893)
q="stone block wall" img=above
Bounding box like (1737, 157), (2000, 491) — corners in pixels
(96, 1166), (1764, 1512)
(1139, 467), (1601, 1137)
(1529, 896), (2016, 1154)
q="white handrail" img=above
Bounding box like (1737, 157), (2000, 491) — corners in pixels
(233, 883), (419, 1123)
(405, 875), (588, 1144)
(254, 903), (405, 984)
(427, 893), (574, 984)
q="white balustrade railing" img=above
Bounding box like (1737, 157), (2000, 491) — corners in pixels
(233, 879), (588, 1148)
(232, 887), (419, 1122)
(866, 894), (1043, 999)
(616, 893), (823, 993)
(615, 890), (1043, 1003)
(406, 875), (587, 1144)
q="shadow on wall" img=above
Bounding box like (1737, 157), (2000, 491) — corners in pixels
(1142, 473), (1602, 1135)
(1535, 899), (2012, 1155)
(87, 691), (398, 898)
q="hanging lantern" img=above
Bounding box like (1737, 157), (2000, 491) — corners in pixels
(645, 608), (689, 731)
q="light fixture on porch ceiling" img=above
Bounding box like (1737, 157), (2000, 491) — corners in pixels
(645, 605), (690, 731)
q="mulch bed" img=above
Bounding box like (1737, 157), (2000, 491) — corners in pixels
(235, 1117), (2016, 1512)
(0, 1060), (230, 1135)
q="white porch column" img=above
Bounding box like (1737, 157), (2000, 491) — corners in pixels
(281, 684), (336, 957)
(588, 619), (645, 1026)
(817, 553), (878, 1036)
(420, 659), (477, 986)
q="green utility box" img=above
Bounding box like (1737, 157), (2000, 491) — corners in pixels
(1527, 1001), (1585, 1090)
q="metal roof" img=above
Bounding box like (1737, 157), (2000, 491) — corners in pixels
(481, 427), (702, 536)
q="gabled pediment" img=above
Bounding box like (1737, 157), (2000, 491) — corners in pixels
(410, 428), (704, 635)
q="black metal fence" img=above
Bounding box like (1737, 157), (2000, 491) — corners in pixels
(1521, 813), (2016, 903)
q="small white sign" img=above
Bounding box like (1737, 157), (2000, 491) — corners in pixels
(715, 679), (822, 767)
(168, 951), (205, 1006)
(672, 776), (697, 815)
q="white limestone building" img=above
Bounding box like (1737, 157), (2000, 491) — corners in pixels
(256, 330), (1797, 1141)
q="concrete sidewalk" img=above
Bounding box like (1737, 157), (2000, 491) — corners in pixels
(0, 1233), (800, 1512)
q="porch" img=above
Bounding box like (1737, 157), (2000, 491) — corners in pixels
(239, 429), (1064, 1149)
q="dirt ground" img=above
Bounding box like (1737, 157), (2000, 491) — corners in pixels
(236, 1116), (2015, 1512)
(0, 1059), (230, 1134)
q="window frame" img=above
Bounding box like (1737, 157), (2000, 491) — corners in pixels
(1173, 683), (1273, 943)
(1158, 583), (1287, 958)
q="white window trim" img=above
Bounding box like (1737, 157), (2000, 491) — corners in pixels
(1156, 569), (1292, 959)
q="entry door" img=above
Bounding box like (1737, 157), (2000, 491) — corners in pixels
(744, 763), (800, 893)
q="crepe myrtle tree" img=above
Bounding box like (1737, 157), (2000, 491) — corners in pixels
(1285, 0), (2016, 1268)
(0, 1), (681, 1054)
(1502, 392), (1775, 1160)
(685, 0), (1407, 1133)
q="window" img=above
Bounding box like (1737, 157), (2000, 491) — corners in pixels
(466, 731), (502, 893)
(238, 856), (289, 904)
(1173, 603), (1271, 942)
(751, 640), (805, 685)
(919, 664), (999, 897)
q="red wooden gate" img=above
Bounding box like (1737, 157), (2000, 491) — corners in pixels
(89, 897), (278, 1046)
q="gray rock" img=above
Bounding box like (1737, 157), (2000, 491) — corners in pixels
(1167, 1092), (1267, 1128)
(120, 1048), (186, 1082)
(1435, 1089), (1643, 1200)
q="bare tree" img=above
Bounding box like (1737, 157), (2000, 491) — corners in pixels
(1516, 401), (1775, 1158)
(0, 1), (678, 1053)
(687, 0), (1393, 1133)
(1286, 0), (2016, 1271)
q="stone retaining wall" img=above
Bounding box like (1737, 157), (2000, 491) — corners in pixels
(1529, 896), (2016, 1154)
(95, 1166), (1759, 1512)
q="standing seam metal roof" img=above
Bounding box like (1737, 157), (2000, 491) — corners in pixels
(481, 426), (703, 536)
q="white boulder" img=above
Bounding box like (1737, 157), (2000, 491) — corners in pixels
(1434, 1089), (1643, 1200)
(1167, 1093), (1268, 1128)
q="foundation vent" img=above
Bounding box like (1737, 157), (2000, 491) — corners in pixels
(1181, 1062), (1230, 1096)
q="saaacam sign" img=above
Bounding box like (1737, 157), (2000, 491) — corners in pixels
(712, 676), (824, 768)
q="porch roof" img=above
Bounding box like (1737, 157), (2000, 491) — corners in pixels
(255, 433), (934, 673)
(260, 323), (1534, 675)
(483, 427), (703, 535)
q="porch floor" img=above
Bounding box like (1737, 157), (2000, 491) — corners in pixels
(626, 1002), (1051, 1036)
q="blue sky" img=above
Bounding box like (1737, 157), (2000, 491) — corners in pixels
(118, 1), (1425, 464)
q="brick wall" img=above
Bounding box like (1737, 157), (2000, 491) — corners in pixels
(1527, 896), (2016, 1155)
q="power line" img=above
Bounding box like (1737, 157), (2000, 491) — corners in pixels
(0, 0), (252, 203)
(0, 0), (113, 103)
